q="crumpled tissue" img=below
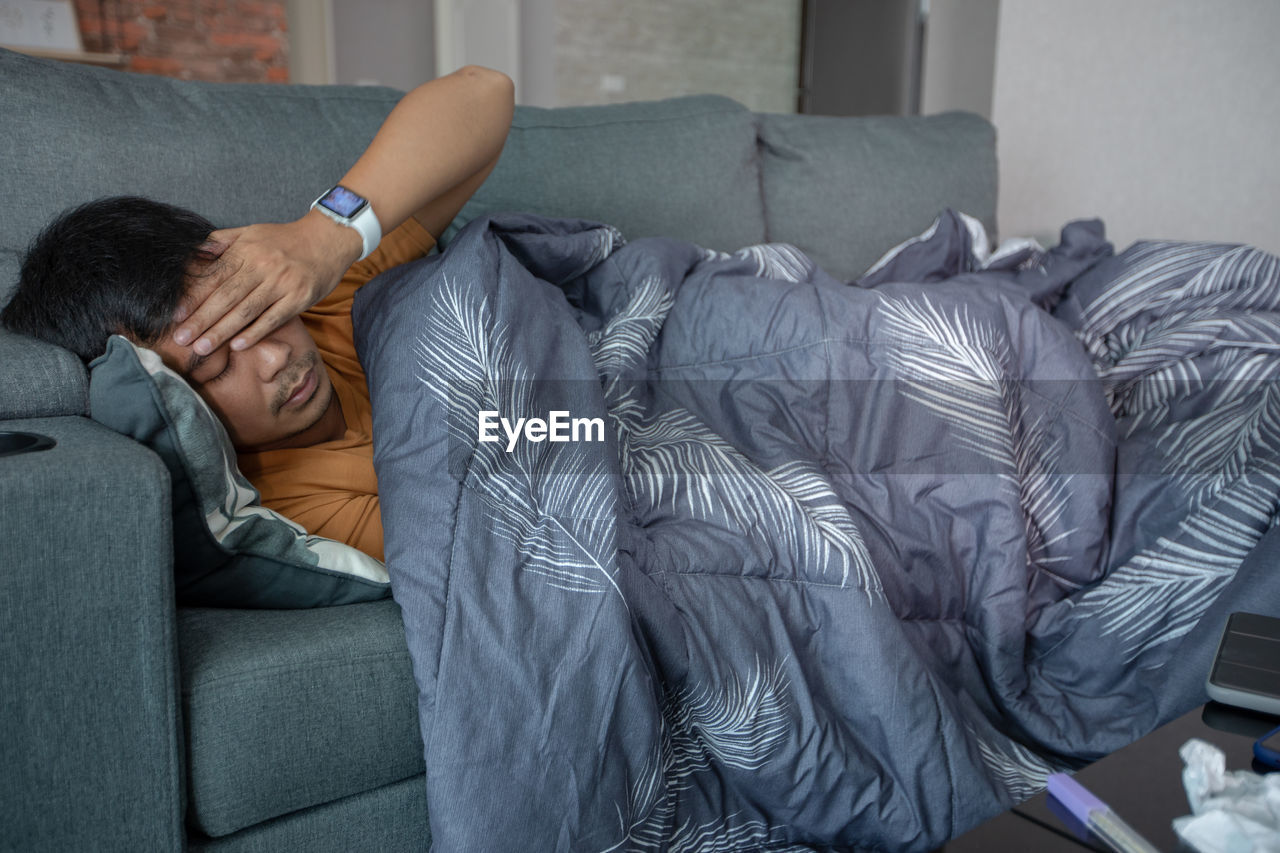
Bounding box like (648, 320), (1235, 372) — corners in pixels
(1173, 738), (1280, 853)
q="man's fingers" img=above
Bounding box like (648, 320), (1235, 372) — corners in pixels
(173, 262), (262, 346)
(169, 218), (338, 355)
(188, 288), (280, 354)
(173, 268), (224, 325)
(171, 229), (248, 334)
(227, 299), (296, 352)
(176, 271), (269, 352)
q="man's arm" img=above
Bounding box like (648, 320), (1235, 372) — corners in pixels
(172, 65), (514, 356)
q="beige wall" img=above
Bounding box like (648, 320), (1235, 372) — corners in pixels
(992, 1), (1280, 254)
(332, 0), (434, 89)
(554, 0), (801, 113)
(287, 0), (436, 89)
(920, 0), (999, 119)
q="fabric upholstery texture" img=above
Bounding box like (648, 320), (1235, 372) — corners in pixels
(0, 328), (87, 419)
(442, 94), (767, 253)
(0, 249), (19, 317)
(188, 774), (429, 853)
(758, 110), (998, 281)
(0, 415), (183, 851)
(179, 602), (422, 836)
(87, 336), (391, 607)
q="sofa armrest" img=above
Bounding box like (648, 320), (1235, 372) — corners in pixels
(0, 329), (88, 419)
(0, 415), (184, 851)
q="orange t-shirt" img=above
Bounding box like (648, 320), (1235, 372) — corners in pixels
(236, 219), (437, 561)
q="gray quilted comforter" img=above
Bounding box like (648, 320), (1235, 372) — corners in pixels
(352, 211), (1280, 851)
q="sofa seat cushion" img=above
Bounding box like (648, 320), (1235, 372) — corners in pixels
(178, 601), (423, 837)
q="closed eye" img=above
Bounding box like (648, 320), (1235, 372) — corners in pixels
(204, 360), (232, 384)
(190, 350), (232, 385)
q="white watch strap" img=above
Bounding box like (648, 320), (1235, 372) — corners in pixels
(311, 188), (382, 261)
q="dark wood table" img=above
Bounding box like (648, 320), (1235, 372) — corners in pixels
(942, 702), (1279, 851)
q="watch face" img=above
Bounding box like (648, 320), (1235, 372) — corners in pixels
(318, 185), (367, 218)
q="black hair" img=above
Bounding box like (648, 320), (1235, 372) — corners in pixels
(1, 196), (218, 362)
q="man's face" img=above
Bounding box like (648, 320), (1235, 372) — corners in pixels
(150, 317), (340, 452)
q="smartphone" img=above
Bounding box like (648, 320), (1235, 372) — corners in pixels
(1205, 612), (1280, 716)
(1255, 723), (1280, 771)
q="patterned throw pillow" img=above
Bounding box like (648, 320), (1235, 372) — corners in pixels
(88, 335), (390, 607)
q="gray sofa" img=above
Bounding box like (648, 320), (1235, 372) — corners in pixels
(0, 47), (997, 851)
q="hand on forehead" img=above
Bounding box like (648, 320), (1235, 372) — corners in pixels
(170, 217), (361, 358)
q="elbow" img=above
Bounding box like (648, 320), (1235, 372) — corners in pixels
(457, 65), (515, 106)
(463, 66), (515, 146)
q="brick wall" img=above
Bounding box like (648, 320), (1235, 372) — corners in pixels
(74, 0), (289, 82)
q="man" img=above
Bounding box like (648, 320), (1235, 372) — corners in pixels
(2, 65), (514, 561)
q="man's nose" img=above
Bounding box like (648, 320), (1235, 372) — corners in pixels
(253, 335), (292, 379)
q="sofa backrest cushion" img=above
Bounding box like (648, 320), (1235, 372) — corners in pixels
(2, 45), (999, 301)
(441, 94), (766, 253)
(758, 110), (998, 282)
(0, 47), (402, 309)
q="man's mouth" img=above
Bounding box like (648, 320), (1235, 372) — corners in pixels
(283, 367), (318, 410)
(275, 352), (321, 414)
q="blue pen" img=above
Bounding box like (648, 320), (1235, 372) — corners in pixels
(1047, 773), (1162, 853)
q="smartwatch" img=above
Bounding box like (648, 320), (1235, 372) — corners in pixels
(311, 185), (382, 261)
